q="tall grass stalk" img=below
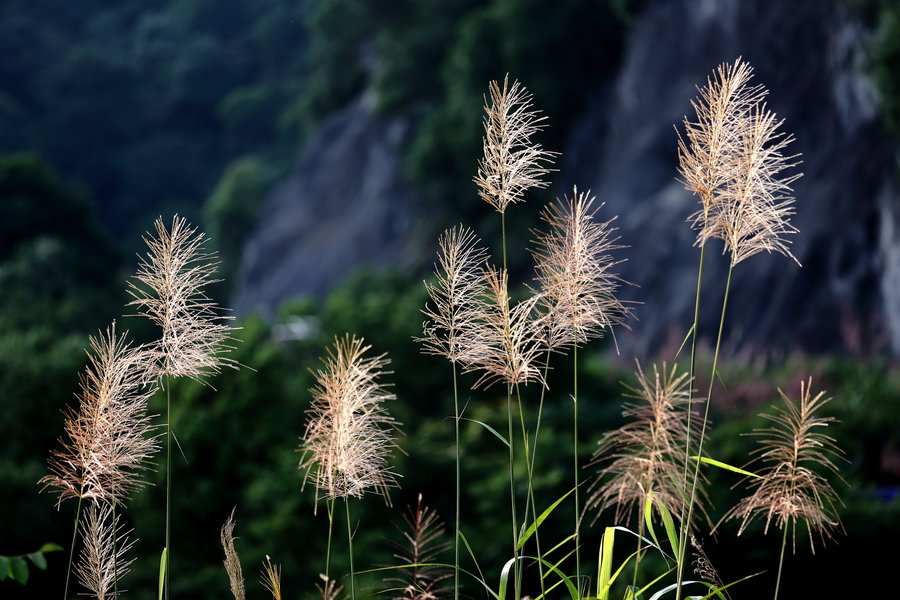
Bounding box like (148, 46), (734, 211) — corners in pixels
(673, 58), (800, 599)
(474, 76), (554, 595)
(300, 335), (399, 600)
(420, 226), (487, 600)
(127, 215), (238, 599)
(40, 324), (158, 599)
(719, 380), (844, 599)
(532, 188), (629, 593)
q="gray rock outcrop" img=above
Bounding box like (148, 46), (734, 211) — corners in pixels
(232, 96), (421, 319)
(559, 0), (898, 357)
(234, 0), (900, 356)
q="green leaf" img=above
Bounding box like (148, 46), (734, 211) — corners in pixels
(673, 324), (695, 361)
(26, 552), (47, 571)
(498, 557), (518, 600)
(458, 532), (497, 600)
(516, 487), (575, 550)
(651, 494), (680, 557)
(158, 547), (167, 600)
(461, 418), (509, 447)
(690, 456), (762, 478)
(10, 556), (29, 585)
(597, 527), (615, 600)
(0, 556), (9, 581)
(39, 543), (64, 554)
(694, 570), (765, 600)
(630, 567), (675, 599)
(643, 495), (662, 557)
(528, 555), (580, 600)
(647, 580), (701, 600)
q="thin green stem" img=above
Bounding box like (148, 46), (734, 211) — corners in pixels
(677, 255), (735, 599)
(528, 353), (554, 597)
(63, 492), (84, 600)
(573, 339), (581, 592)
(631, 514), (646, 593)
(774, 522), (789, 600)
(113, 492), (118, 600)
(345, 498), (356, 600)
(516, 383), (546, 599)
(452, 362), (461, 600)
(675, 241), (707, 600)
(506, 383), (520, 600)
(325, 496), (335, 582)
(165, 377), (172, 600)
(502, 212), (508, 272)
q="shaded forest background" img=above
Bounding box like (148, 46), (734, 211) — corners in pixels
(3, 0), (900, 598)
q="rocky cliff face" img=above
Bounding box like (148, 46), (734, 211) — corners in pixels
(559, 0), (898, 357)
(232, 95), (422, 319)
(233, 0), (899, 356)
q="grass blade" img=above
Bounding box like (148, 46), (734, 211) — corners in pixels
(517, 487), (575, 550)
(689, 456), (762, 478)
(158, 547), (167, 600)
(462, 418), (510, 448)
(651, 494), (679, 557)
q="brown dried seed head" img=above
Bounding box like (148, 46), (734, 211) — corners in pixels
(127, 215), (238, 382)
(474, 76), (557, 213)
(300, 335), (400, 504)
(40, 323), (159, 507)
(719, 378), (844, 553)
(678, 58), (802, 266)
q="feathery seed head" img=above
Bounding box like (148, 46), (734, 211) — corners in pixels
(419, 226), (488, 364)
(127, 215), (238, 382)
(460, 265), (547, 389)
(475, 76), (557, 213)
(40, 323), (159, 507)
(221, 508), (246, 600)
(317, 574), (345, 600)
(261, 555), (283, 600)
(300, 335), (400, 504)
(532, 187), (630, 351)
(588, 362), (706, 528)
(75, 500), (136, 600)
(679, 58), (802, 265)
(384, 494), (452, 600)
(720, 378), (844, 553)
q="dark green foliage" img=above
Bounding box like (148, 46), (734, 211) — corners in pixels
(203, 156), (269, 299)
(0, 154), (121, 333)
(301, 0), (639, 256)
(0, 0), (311, 245)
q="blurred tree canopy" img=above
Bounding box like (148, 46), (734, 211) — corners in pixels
(0, 0), (641, 264)
(0, 0), (311, 249)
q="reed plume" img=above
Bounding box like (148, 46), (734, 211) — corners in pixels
(74, 500), (136, 600)
(690, 537), (729, 600)
(300, 335), (400, 503)
(588, 362), (705, 528)
(678, 58), (801, 266)
(384, 494), (451, 600)
(127, 215), (237, 382)
(41, 323), (159, 506)
(719, 378), (844, 553)
(420, 225), (488, 364)
(461, 266), (546, 389)
(317, 575), (345, 600)
(221, 508), (246, 600)
(532, 186), (629, 350)
(474, 76), (556, 214)
(418, 225), (486, 600)
(261, 556), (283, 600)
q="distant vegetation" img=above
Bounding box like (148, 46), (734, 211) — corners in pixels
(3, 4), (900, 598)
